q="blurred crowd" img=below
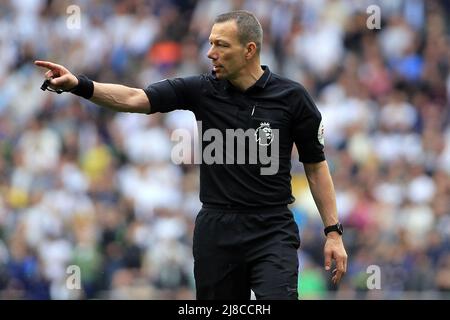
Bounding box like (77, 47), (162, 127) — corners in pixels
(0, 0), (449, 299)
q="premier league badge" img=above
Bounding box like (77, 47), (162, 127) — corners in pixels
(255, 122), (274, 146)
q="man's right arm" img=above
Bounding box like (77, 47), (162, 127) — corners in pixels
(35, 60), (150, 114)
(90, 82), (150, 113)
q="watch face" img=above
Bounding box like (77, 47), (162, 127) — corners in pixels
(337, 223), (343, 234)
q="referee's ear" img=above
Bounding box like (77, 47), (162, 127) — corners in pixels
(245, 42), (258, 60)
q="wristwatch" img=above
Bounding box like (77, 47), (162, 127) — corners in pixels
(324, 222), (344, 236)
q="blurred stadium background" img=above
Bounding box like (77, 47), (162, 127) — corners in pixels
(0, 0), (449, 300)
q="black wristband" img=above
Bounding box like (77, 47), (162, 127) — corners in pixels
(70, 75), (94, 99)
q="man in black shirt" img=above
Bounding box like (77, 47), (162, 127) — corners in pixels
(35, 10), (347, 300)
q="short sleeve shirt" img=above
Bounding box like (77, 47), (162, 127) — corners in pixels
(144, 66), (325, 207)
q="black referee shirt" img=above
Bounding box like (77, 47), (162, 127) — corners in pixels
(144, 66), (325, 207)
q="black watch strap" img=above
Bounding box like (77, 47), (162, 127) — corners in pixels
(324, 223), (343, 236)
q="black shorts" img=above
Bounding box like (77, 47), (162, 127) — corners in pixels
(193, 205), (300, 300)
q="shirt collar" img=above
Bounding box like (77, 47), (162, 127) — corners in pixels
(212, 65), (272, 92)
(252, 65), (271, 89)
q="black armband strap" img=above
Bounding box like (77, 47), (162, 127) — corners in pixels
(70, 75), (94, 99)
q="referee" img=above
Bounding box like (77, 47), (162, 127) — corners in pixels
(35, 10), (347, 300)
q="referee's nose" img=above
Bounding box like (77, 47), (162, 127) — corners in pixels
(207, 46), (218, 61)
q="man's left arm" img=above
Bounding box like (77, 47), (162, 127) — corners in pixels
(304, 160), (348, 284)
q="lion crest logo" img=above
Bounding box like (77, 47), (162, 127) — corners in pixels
(255, 122), (274, 146)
